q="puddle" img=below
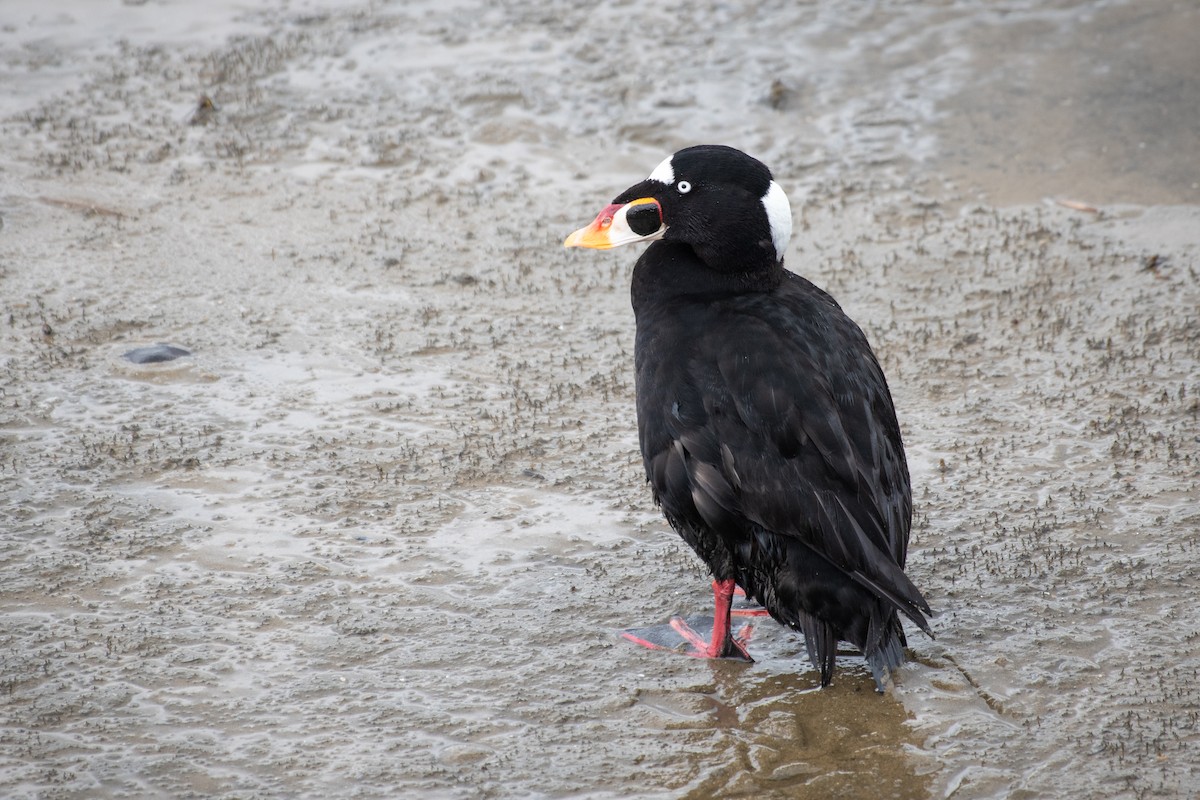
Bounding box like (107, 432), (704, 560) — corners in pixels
(1, 1), (1198, 798)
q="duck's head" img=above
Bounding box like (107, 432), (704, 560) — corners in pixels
(564, 145), (792, 273)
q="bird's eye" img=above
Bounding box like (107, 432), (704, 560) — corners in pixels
(676, 181), (692, 194)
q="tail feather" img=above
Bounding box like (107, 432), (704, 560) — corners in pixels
(797, 606), (907, 691)
(864, 614), (906, 692)
(796, 611), (837, 687)
(741, 531), (931, 690)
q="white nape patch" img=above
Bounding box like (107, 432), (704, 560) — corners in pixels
(647, 155), (675, 185)
(761, 180), (792, 262)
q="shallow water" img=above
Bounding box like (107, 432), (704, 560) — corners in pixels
(1, 1), (1198, 798)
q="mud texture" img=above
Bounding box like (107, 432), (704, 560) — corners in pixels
(1, 1), (1198, 798)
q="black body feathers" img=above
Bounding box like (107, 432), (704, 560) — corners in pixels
(623, 147), (931, 687)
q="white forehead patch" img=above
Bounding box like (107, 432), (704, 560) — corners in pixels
(761, 180), (792, 262)
(647, 155), (675, 185)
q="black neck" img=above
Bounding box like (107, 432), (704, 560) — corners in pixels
(631, 242), (783, 308)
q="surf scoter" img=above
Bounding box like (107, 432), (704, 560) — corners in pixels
(565, 145), (932, 689)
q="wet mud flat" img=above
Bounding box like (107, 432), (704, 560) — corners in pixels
(1, 1), (1198, 798)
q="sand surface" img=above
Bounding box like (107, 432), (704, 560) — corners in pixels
(2, 1), (1198, 798)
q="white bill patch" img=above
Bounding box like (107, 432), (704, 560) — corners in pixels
(647, 155), (675, 185)
(761, 180), (792, 262)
